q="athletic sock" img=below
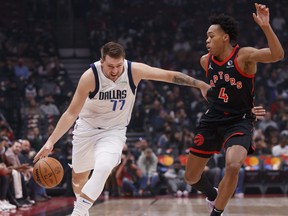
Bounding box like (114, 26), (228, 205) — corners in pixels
(210, 207), (224, 216)
(71, 197), (93, 216)
(191, 174), (217, 201)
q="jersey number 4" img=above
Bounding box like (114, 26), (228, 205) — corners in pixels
(218, 88), (228, 102)
(111, 99), (125, 111)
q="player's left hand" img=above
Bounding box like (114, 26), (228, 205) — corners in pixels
(252, 105), (266, 120)
(253, 3), (270, 27)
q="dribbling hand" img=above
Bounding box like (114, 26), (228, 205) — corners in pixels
(33, 141), (54, 163)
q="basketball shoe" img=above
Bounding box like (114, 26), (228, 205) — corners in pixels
(71, 201), (90, 216)
(205, 187), (218, 213)
(205, 187), (224, 215)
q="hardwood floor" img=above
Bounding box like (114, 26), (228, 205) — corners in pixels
(87, 195), (288, 216)
(4, 197), (75, 216)
(4, 194), (288, 216)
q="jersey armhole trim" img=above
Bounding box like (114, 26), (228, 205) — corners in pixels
(127, 61), (136, 94)
(88, 63), (100, 98)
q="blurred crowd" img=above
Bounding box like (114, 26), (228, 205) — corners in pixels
(0, 0), (288, 212)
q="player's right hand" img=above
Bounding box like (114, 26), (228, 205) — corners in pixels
(33, 141), (54, 163)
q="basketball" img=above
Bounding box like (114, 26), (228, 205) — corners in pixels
(33, 157), (64, 188)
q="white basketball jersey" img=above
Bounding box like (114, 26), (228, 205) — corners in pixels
(78, 60), (137, 129)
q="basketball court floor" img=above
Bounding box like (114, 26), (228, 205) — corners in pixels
(7, 194), (288, 216)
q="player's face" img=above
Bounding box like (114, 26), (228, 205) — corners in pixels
(101, 55), (124, 82)
(206, 24), (227, 56)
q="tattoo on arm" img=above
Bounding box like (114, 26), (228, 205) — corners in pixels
(172, 73), (198, 87)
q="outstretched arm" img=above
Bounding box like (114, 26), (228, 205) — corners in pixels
(250, 3), (284, 63)
(132, 62), (211, 100)
(172, 72), (210, 100)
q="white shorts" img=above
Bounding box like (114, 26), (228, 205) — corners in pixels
(71, 119), (127, 173)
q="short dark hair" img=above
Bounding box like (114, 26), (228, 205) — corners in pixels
(209, 14), (239, 44)
(101, 41), (126, 60)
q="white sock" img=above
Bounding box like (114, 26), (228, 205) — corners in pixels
(71, 197), (93, 216)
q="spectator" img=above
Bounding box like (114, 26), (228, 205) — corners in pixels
(18, 139), (50, 202)
(24, 82), (38, 100)
(0, 136), (16, 211)
(39, 94), (60, 117)
(253, 136), (272, 156)
(173, 126), (194, 155)
(252, 129), (271, 155)
(21, 98), (44, 118)
(258, 111), (278, 133)
(265, 126), (280, 150)
(5, 140), (33, 207)
(26, 126), (45, 152)
(164, 159), (191, 197)
(137, 148), (160, 196)
(0, 136), (11, 150)
(131, 138), (149, 162)
(14, 58), (29, 81)
(272, 130), (288, 157)
(116, 154), (144, 197)
(157, 123), (173, 155)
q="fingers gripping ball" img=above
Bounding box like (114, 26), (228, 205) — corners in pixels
(33, 157), (64, 188)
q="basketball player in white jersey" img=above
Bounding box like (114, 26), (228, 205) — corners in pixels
(33, 41), (211, 216)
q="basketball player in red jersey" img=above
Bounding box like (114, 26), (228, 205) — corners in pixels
(184, 3), (284, 216)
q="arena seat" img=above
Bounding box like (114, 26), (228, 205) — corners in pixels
(243, 156), (265, 194)
(262, 156), (286, 194)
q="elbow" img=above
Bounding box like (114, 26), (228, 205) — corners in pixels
(279, 51), (285, 60)
(277, 53), (285, 61)
(273, 49), (285, 61)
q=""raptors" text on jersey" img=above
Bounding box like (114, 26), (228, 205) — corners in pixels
(209, 71), (242, 89)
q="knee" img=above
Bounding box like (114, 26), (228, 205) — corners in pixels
(72, 171), (89, 186)
(225, 162), (242, 177)
(94, 163), (115, 177)
(184, 170), (200, 185)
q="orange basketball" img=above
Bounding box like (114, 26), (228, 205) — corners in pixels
(33, 157), (64, 188)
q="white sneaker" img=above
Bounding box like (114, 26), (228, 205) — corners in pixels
(0, 201), (10, 212)
(0, 201), (7, 212)
(71, 211), (89, 216)
(176, 190), (183, 198)
(3, 200), (17, 209)
(183, 190), (189, 198)
(205, 187), (218, 213)
(71, 201), (89, 216)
